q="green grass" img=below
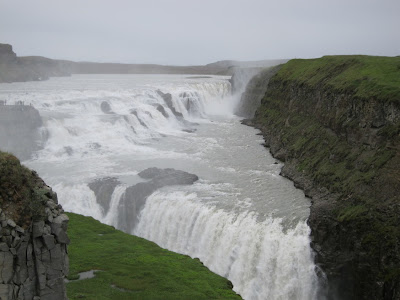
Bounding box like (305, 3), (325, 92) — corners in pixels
(66, 213), (241, 300)
(274, 55), (400, 103)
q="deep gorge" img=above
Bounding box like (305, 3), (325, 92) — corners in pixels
(0, 53), (399, 300)
(242, 55), (400, 299)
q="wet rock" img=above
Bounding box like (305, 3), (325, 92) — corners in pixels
(88, 177), (120, 215)
(33, 221), (45, 238)
(157, 90), (184, 118)
(118, 167), (199, 232)
(100, 101), (113, 114)
(130, 110), (148, 128)
(156, 104), (169, 118)
(138, 167), (199, 185)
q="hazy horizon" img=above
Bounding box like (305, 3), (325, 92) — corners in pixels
(0, 0), (399, 65)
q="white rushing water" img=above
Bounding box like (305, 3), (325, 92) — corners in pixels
(0, 74), (321, 299)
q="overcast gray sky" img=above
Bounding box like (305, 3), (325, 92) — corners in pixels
(0, 0), (399, 65)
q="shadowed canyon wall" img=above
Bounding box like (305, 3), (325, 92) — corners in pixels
(241, 55), (400, 300)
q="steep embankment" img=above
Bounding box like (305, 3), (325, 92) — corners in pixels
(246, 56), (400, 299)
(66, 213), (241, 300)
(0, 151), (69, 299)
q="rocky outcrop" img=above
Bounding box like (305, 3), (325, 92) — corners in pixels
(244, 56), (400, 299)
(156, 90), (184, 119)
(156, 90), (198, 130)
(0, 104), (44, 160)
(117, 167), (199, 232)
(0, 152), (69, 300)
(88, 177), (120, 215)
(0, 44), (17, 64)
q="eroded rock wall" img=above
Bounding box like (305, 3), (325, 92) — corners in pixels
(0, 174), (69, 300)
(245, 58), (400, 299)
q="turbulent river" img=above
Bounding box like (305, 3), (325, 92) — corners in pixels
(0, 74), (321, 299)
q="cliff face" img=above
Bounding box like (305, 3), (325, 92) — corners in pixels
(245, 56), (400, 299)
(0, 44), (69, 83)
(0, 152), (69, 300)
(0, 105), (44, 161)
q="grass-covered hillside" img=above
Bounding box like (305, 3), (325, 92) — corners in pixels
(275, 55), (400, 103)
(66, 213), (241, 300)
(251, 55), (400, 299)
(0, 151), (49, 226)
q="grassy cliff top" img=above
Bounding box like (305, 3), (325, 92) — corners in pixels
(0, 151), (48, 226)
(274, 55), (400, 103)
(66, 213), (241, 300)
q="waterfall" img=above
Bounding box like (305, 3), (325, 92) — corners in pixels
(134, 190), (320, 300)
(0, 74), (322, 300)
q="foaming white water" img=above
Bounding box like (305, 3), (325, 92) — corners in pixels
(52, 183), (103, 220)
(135, 190), (319, 300)
(103, 184), (127, 226)
(0, 75), (321, 300)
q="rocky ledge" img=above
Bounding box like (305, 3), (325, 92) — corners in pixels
(0, 152), (69, 300)
(89, 167), (199, 233)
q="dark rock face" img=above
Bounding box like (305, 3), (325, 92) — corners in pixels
(88, 177), (120, 215)
(0, 105), (44, 160)
(138, 167), (199, 185)
(155, 90), (198, 131)
(0, 44), (17, 64)
(117, 168), (198, 233)
(244, 66), (400, 299)
(100, 101), (113, 114)
(156, 104), (169, 118)
(130, 111), (148, 128)
(157, 90), (184, 118)
(0, 173), (69, 300)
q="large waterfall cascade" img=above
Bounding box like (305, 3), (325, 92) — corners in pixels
(0, 74), (321, 300)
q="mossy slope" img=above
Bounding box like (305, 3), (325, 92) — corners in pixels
(66, 213), (241, 300)
(251, 55), (400, 299)
(275, 55), (400, 103)
(0, 151), (49, 226)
